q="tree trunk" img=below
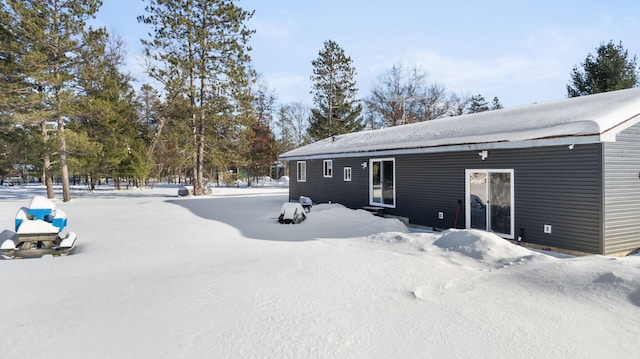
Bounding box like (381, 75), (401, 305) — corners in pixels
(191, 110), (200, 194)
(195, 112), (205, 195)
(58, 110), (71, 202)
(41, 119), (55, 199)
(43, 153), (54, 199)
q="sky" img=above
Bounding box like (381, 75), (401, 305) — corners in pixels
(93, 1), (640, 108)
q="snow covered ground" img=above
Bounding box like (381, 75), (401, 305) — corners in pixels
(0, 184), (639, 358)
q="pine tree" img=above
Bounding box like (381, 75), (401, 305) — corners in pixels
(0, 3), (24, 115)
(491, 96), (503, 110)
(308, 40), (363, 141)
(139, 0), (254, 195)
(567, 40), (639, 97)
(467, 94), (489, 113)
(2, 0), (102, 201)
(71, 33), (145, 190)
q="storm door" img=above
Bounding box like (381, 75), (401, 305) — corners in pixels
(465, 169), (514, 239)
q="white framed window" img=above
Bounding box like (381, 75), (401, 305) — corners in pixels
(297, 161), (306, 182)
(369, 158), (395, 208)
(344, 167), (352, 181)
(323, 159), (333, 178)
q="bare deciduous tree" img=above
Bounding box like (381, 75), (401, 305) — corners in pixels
(364, 63), (454, 128)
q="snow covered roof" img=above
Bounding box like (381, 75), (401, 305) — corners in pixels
(280, 87), (640, 160)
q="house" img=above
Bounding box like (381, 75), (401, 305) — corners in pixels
(279, 88), (640, 256)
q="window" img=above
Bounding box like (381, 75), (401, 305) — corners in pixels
(323, 160), (333, 178)
(369, 158), (395, 207)
(297, 161), (306, 182)
(344, 167), (352, 181)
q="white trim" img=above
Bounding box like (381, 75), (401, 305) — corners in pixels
(369, 158), (396, 208)
(323, 159), (333, 178)
(343, 167), (352, 181)
(296, 161), (306, 182)
(465, 169), (515, 239)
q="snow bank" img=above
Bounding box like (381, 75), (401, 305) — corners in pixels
(0, 186), (639, 359)
(433, 229), (537, 264)
(308, 203), (409, 236)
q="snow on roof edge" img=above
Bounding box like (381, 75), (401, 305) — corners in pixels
(279, 135), (604, 161)
(280, 88), (640, 160)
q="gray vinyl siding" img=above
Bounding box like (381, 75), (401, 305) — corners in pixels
(509, 144), (603, 254)
(387, 145), (603, 253)
(289, 157), (369, 209)
(603, 122), (640, 255)
(390, 152), (467, 229)
(288, 143), (604, 254)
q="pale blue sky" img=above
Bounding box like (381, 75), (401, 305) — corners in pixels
(94, 1), (640, 108)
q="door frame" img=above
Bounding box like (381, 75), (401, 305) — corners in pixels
(465, 169), (515, 239)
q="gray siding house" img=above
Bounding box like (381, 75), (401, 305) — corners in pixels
(279, 88), (640, 256)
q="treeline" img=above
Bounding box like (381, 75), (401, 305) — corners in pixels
(1, 0), (265, 199)
(1, 1), (638, 200)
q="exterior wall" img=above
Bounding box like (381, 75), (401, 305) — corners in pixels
(289, 157), (369, 209)
(288, 143), (604, 254)
(603, 122), (640, 255)
(505, 144), (603, 254)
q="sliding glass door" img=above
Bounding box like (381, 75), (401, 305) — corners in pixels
(370, 158), (395, 207)
(465, 169), (514, 238)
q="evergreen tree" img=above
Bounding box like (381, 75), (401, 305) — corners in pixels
(567, 40), (639, 97)
(139, 0), (254, 195)
(137, 84), (162, 146)
(0, 3), (24, 115)
(71, 33), (144, 190)
(467, 94), (490, 113)
(449, 94), (502, 115)
(491, 96), (503, 110)
(2, 0), (102, 201)
(308, 40), (363, 141)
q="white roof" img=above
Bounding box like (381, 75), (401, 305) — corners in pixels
(280, 87), (640, 160)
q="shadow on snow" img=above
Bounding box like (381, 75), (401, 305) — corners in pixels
(166, 193), (338, 242)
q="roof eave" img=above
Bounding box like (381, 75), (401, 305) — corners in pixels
(278, 134), (604, 161)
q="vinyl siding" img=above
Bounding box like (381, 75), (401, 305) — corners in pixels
(289, 157), (369, 209)
(603, 122), (640, 255)
(510, 145), (603, 254)
(390, 145), (603, 253)
(288, 143), (604, 254)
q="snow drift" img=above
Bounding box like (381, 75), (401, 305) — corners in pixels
(0, 185), (638, 358)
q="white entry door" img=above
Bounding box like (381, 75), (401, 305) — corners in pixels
(465, 169), (514, 239)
